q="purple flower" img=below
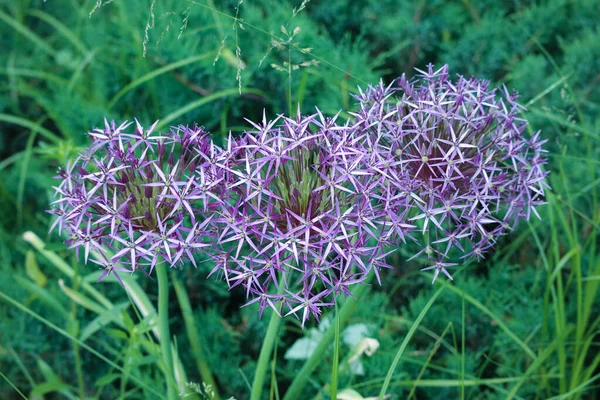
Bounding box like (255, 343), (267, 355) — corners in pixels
(209, 111), (392, 327)
(48, 120), (223, 282)
(351, 64), (549, 281)
(47, 63), (548, 327)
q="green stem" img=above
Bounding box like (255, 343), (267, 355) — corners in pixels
(251, 304), (283, 400)
(71, 255), (84, 399)
(328, 269), (341, 400)
(330, 299), (340, 400)
(283, 276), (373, 400)
(157, 263), (177, 400)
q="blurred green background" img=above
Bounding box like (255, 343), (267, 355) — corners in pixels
(1, 0), (599, 399)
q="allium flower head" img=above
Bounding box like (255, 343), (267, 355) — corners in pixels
(210, 110), (390, 326)
(48, 119), (222, 283)
(352, 64), (549, 282)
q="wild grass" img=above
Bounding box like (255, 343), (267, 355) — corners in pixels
(0, 0), (599, 399)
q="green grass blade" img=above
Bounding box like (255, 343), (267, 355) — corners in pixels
(407, 322), (453, 399)
(528, 108), (599, 141)
(0, 289), (166, 399)
(17, 120), (40, 226)
(0, 67), (68, 86)
(378, 285), (444, 400)
(0, 114), (61, 144)
(13, 275), (70, 317)
(58, 279), (107, 315)
(67, 50), (97, 90)
(80, 303), (129, 342)
(525, 72), (573, 107)
(28, 9), (89, 54)
(505, 332), (565, 400)
(549, 247), (579, 282)
(548, 373), (600, 400)
(107, 53), (215, 109)
(0, 152), (23, 172)
(283, 276), (373, 400)
(0, 370), (28, 400)
(172, 274), (220, 400)
(156, 88), (267, 130)
(7, 346), (36, 388)
(442, 282), (537, 360)
(0, 10), (56, 57)
(23, 232), (112, 309)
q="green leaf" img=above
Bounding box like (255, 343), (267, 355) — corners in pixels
(14, 276), (69, 317)
(337, 388), (366, 400)
(36, 358), (61, 383)
(66, 319), (79, 338)
(25, 250), (47, 287)
(134, 354), (162, 368)
(105, 328), (129, 341)
(59, 279), (107, 315)
(30, 381), (73, 397)
(80, 302), (130, 342)
(94, 373), (121, 388)
(42, 242), (68, 252)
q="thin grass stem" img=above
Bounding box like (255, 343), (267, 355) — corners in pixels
(378, 285), (444, 399)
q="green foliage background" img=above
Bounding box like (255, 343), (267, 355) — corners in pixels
(0, 0), (599, 399)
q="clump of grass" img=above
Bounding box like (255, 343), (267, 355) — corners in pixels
(1, 1), (599, 399)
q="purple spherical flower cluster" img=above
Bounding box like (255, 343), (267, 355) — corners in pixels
(209, 111), (391, 326)
(48, 64), (549, 326)
(351, 64), (549, 282)
(48, 119), (222, 284)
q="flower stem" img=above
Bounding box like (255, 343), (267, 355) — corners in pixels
(157, 263), (177, 400)
(250, 305), (283, 400)
(70, 255), (85, 399)
(251, 280), (286, 400)
(330, 298), (340, 400)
